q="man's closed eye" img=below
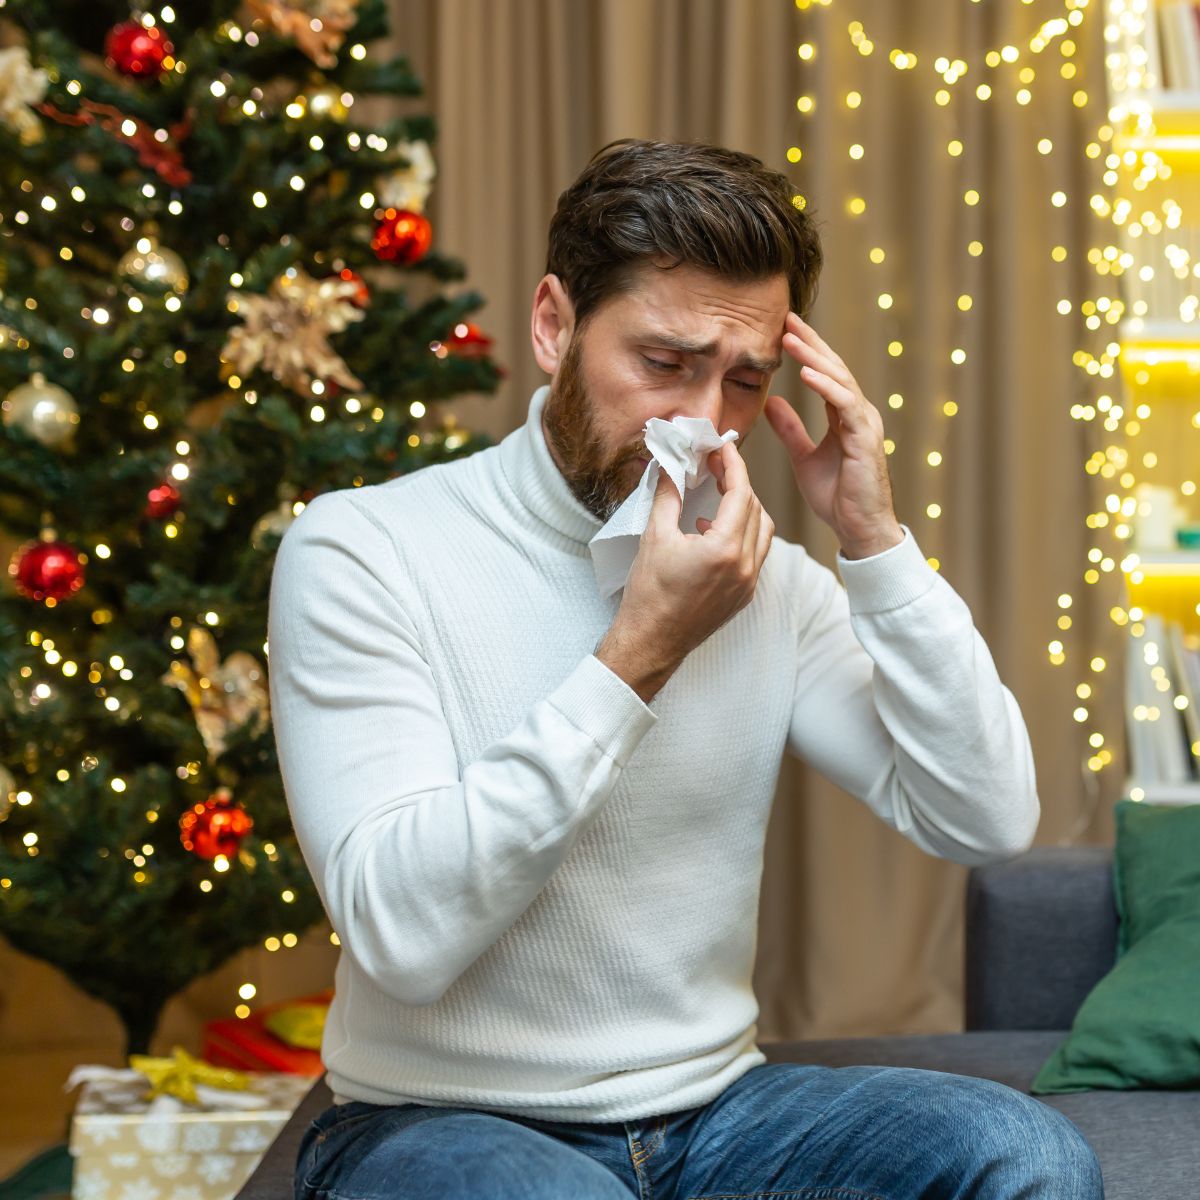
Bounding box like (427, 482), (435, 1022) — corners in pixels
(641, 356), (761, 392)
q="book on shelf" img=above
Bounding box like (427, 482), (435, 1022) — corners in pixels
(1145, 1), (1200, 91)
(1125, 613), (1200, 786)
(1145, 0), (1165, 89)
(1166, 619), (1200, 751)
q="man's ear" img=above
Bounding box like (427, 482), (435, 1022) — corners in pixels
(530, 274), (575, 376)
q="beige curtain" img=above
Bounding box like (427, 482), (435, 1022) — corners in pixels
(0, 3), (1124, 1163)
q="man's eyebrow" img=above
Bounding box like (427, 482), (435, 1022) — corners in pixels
(635, 330), (782, 375)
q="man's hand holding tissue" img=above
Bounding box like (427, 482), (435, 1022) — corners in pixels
(761, 310), (904, 561)
(595, 440), (774, 704)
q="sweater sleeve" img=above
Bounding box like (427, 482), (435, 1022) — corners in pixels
(267, 490), (658, 1006)
(785, 524), (1040, 866)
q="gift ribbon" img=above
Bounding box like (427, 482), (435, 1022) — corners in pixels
(128, 1046), (251, 1105)
(66, 1046), (270, 1109)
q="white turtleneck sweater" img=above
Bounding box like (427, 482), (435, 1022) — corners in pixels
(266, 383), (1039, 1122)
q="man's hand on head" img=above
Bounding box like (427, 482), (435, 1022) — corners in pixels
(761, 311), (904, 560)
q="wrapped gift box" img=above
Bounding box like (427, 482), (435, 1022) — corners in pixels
(202, 991), (330, 1077)
(202, 1010), (323, 1077)
(68, 1068), (312, 1200)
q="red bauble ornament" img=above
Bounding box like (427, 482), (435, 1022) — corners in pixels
(105, 21), (174, 79)
(180, 789), (254, 860)
(145, 482), (181, 520)
(336, 268), (369, 308)
(371, 208), (432, 265)
(10, 540), (85, 603)
(445, 321), (494, 358)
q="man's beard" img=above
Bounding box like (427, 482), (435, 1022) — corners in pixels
(542, 331), (646, 523)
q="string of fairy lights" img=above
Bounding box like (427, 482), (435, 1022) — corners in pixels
(787, 0), (1189, 819)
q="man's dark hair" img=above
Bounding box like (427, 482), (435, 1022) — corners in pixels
(545, 137), (823, 331)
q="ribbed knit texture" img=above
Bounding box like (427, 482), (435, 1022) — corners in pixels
(266, 384), (1041, 1123)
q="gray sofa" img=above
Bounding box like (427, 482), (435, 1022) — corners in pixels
(238, 846), (1199, 1199)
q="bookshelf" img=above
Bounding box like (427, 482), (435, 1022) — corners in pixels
(1104, 0), (1200, 805)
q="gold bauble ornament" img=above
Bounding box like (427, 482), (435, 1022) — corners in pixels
(117, 235), (189, 297)
(250, 498), (299, 550)
(2, 373), (79, 449)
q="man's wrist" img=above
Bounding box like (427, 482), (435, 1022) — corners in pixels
(594, 625), (681, 705)
(839, 524), (906, 561)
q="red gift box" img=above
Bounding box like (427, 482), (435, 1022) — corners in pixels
(202, 990), (332, 1077)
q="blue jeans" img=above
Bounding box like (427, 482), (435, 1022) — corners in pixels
(294, 1061), (1104, 1199)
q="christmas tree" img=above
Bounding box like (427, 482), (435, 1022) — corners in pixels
(0, 0), (502, 1055)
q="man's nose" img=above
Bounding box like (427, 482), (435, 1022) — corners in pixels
(676, 379), (725, 432)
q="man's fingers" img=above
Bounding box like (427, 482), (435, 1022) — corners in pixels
(708, 448), (726, 491)
(721, 440), (750, 488)
(709, 440), (747, 492)
(683, 444), (757, 538)
(647, 466), (682, 535)
(741, 499), (762, 562)
(704, 442), (754, 537)
(715, 439), (753, 494)
(754, 505), (775, 568)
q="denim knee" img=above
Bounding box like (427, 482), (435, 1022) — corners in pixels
(945, 1077), (1104, 1198)
(1019, 1102), (1105, 1198)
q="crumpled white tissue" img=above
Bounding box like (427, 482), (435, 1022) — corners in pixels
(588, 415), (739, 599)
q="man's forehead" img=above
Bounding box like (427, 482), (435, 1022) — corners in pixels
(629, 259), (788, 310)
(620, 262), (788, 340)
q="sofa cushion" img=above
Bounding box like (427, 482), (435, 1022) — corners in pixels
(1031, 801), (1200, 1093)
(964, 846), (1118, 1030)
(1114, 799), (1200, 952)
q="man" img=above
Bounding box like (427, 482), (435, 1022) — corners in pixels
(269, 138), (1103, 1198)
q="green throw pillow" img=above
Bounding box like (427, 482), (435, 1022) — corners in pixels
(1030, 798), (1200, 1093)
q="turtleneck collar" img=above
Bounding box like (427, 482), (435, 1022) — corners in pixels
(498, 384), (605, 547)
